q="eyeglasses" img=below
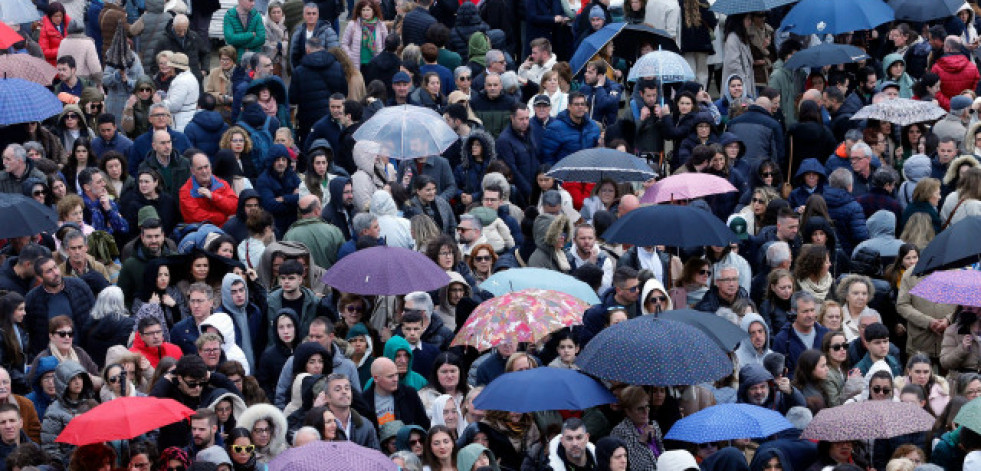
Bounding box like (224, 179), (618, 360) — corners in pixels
(456, 227), (473, 233)
(142, 329), (163, 337)
(438, 251), (454, 257)
(150, 113), (170, 118)
(871, 386), (892, 395)
(89, 103), (103, 110)
(699, 269), (712, 276)
(53, 330), (73, 338)
(201, 347), (221, 355)
(252, 427), (271, 435)
(829, 343), (847, 351)
(231, 444), (256, 454)
(182, 378), (205, 389)
(474, 255), (492, 262)
(760, 172), (776, 177)
(718, 277), (739, 283)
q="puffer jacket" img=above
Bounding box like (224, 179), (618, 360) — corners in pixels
(932, 54), (981, 111)
(495, 123), (538, 202)
(223, 6), (266, 59)
(162, 70), (200, 131)
(238, 404), (288, 462)
(288, 50), (348, 137)
(898, 154), (932, 210)
(370, 190), (413, 249)
(183, 111), (229, 158)
(787, 158), (827, 209)
(454, 130), (497, 201)
(727, 104), (784, 164)
(129, 0), (170, 75)
(288, 20), (340, 71)
(823, 186), (869, 254)
(39, 13), (70, 65)
(200, 312), (251, 374)
(449, 2), (489, 61)
(41, 361), (94, 466)
(539, 110), (601, 166)
(351, 141), (395, 213)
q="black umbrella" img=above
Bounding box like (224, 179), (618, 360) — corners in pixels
(601, 204), (738, 248)
(612, 24), (680, 64)
(0, 193), (58, 238)
(105, 19), (132, 70)
(913, 216), (981, 275)
(656, 309), (749, 352)
(888, 0), (961, 21)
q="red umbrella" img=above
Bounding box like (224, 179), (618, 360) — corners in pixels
(56, 397), (195, 445)
(0, 23), (23, 50)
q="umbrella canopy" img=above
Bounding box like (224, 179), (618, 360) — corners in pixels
(611, 24), (680, 63)
(801, 401), (936, 441)
(628, 49), (694, 83)
(0, 193), (59, 238)
(850, 98), (946, 127)
(657, 309), (749, 352)
(105, 20), (133, 70)
(664, 404), (794, 443)
(909, 269), (981, 307)
(576, 316), (733, 386)
(56, 397), (194, 445)
(913, 216), (981, 275)
(710, 0), (797, 15)
(546, 148), (656, 183)
(783, 43), (870, 70)
(0, 22), (23, 49)
(479, 268), (601, 304)
(270, 441), (397, 471)
(352, 105), (457, 160)
(640, 173), (738, 204)
(0, 54), (58, 86)
(571, 23), (628, 75)
(779, 0), (894, 35)
(451, 289), (589, 351)
(321, 246), (450, 295)
(474, 368), (617, 413)
(0, 0), (40, 25)
(888, 0), (961, 21)
(0, 78), (64, 127)
(602, 205), (738, 248)
(954, 397), (981, 435)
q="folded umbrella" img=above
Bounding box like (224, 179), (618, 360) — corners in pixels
(479, 268), (601, 304)
(0, 54), (58, 86)
(474, 368), (617, 413)
(0, 78), (64, 126)
(657, 309), (748, 352)
(665, 404), (794, 443)
(888, 0), (961, 21)
(783, 43), (870, 70)
(105, 20), (133, 70)
(850, 98), (946, 127)
(779, 0), (894, 35)
(321, 246), (450, 295)
(0, 193), (59, 238)
(270, 441), (397, 471)
(451, 289), (589, 351)
(640, 173), (738, 204)
(602, 204), (738, 248)
(353, 105), (458, 160)
(801, 401), (936, 441)
(909, 269), (981, 307)
(546, 148), (656, 183)
(913, 216), (981, 275)
(56, 397), (194, 445)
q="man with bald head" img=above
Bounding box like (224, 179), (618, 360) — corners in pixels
(800, 89), (831, 126)
(283, 193), (345, 269)
(179, 151), (239, 225)
(727, 93), (785, 166)
(138, 129), (190, 199)
(618, 195), (639, 217)
(364, 354), (430, 429)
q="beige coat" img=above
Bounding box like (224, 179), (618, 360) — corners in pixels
(897, 270), (956, 357)
(940, 322), (981, 373)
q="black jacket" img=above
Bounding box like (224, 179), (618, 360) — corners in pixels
(402, 7), (437, 48)
(119, 189), (180, 237)
(449, 2), (489, 60)
(0, 324), (30, 394)
(24, 278), (94, 356)
(0, 258), (31, 297)
(289, 50), (348, 134)
(321, 177), (355, 239)
(222, 188), (261, 244)
(158, 21), (209, 81)
(694, 285), (749, 313)
(84, 316), (136, 369)
(150, 373), (241, 450)
(363, 51), (401, 98)
(364, 381), (430, 430)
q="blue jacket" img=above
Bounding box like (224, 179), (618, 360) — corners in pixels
(128, 127), (192, 172)
(579, 80), (624, 127)
(289, 49), (347, 135)
(824, 186), (870, 254)
(539, 110), (601, 166)
(92, 130), (133, 160)
(787, 158), (827, 209)
(770, 322), (829, 379)
(183, 110), (229, 158)
(727, 105), (784, 164)
(170, 317), (201, 355)
(256, 167), (302, 236)
(496, 123), (538, 202)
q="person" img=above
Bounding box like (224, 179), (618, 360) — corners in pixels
(735, 312), (772, 368)
(24, 256), (95, 357)
(837, 275), (880, 343)
(0, 145), (48, 196)
(179, 152), (239, 226)
(237, 404), (288, 463)
(323, 372), (379, 449)
(853, 323), (903, 377)
(540, 92), (600, 166)
(694, 265), (748, 314)
(771, 291), (829, 377)
(931, 37), (980, 111)
(365, 356), (429, 429)
(608, 387), (662, 470)
(821, 331), (863, 407)
(721, 15), (756, 96)
(224, 0), (266, 60)
(737, 362), (806, 415)
(39, 360), (94, 467)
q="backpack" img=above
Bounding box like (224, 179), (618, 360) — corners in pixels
(238, 116), (273, 174)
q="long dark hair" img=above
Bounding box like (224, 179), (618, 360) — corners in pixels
(885, 243), (918, 287)
(723, 14), (749, 43)
(530, 163), (556, 207)
(792, 349), (830, 408)
(429, 352), (470, 397)
(0, 293), (25, 369)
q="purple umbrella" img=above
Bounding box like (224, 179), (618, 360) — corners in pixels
(270, 441), (397, 471)
(909, 269), (981, 307)
(321, 246), (451, 295)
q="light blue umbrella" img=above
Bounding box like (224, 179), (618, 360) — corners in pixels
(479, 268), (601, 305)
(0, 0), (40, 25)
(352, 105), (457, 160)
(627, 49), (694, 83)
(779, 0), (894, 35)
(710, 0), (797, 15)
(664, 404), (794, 443)
(0, 78), (63, 126)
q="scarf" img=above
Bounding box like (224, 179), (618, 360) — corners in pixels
(361, 18), (379, 54)
(49, 343), (80, 364)
(798, 272), (833, 300)
(258, 95), (278, 116)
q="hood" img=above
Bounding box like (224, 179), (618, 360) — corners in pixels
(866, 210), (897, 238)
(736, 363), (773, 402)
(532, 213), (556, 251)
(196, 446), (232, 468)
(487, 30), (507, 50)
(865, 359), (894, 388)
(468, 32), (490, 61)
(458, 444), (499, 471)
(882, 53), (906, 79)
(902, 154), (932, 182)
(640, 278), (672, 314)
(482, 172), (511, 201)
(271, 308), (300, 350)
(719, 132), (745, 158)
(793, 158), (827, 186)
(79, 87), (105, 111)
(739, 312), (770, 349)
(353, 140), (383, 174)
(31, 356), (59, 397)
(135, 75), (156, 93)
(214, 150), (244, 183)
(801, 216), (838, 253)
(543, 215), (568, 249)
(292, 342), (331, 378)
(246, 76), (288, 105)
(395, 425), (428, 451)
(297, 373), (322, 410)
(59, 104), (85, 124)
(308, 138), (335, 163)
(207, 391), (247, 421)
(944, 155), (981, 185)
(748, 447), (792, 471)
(240, 103), (270, 130)
(236, 188), (260, 219)
(958, 2), (976, 24)
(21, 177), (48, 198)
(455, 2), (482, 26)
(935, 53), (974, 75)
(967, 122), (981, 154)
(237, 404), (288, 453)
(370, 190), (398, 216)
(221, 272), (248, 312)
(383, 335), (414, 369)
(438, 271), (472, 310)
(299, 49), (338, 70)
(461, 130), (497, 168)
(54, 360), (93, 403)
(469, 206), (497, 226)
(145, 0), (165, 13)
(258, 241), (314, 289)
(701, 447), (750, 471)
(721, 74), (749, 103)
(191, 110), (228, 133)
(200, 312), (237, 346)
(327, 176), (351, 208)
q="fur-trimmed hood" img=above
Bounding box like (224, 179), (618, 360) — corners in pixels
(943, 155), (981, 185)
(237, 403), (289, 458)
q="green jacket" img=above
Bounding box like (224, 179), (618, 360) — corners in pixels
(881, 53), (915, 99)
(282, 218), (344, 270)
(137, 153), (190, 202)
(266, 286), (320, 339)
(767, 59), (804, 126)
(931, 427), (964, 471)
(223, 7), (266, 59)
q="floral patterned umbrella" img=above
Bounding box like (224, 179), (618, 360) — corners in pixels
(450, 289), (590, 351)
(801, 401), (936, 441)
(909, 269), (981, 307)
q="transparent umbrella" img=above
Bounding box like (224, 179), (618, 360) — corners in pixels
(0, 0), (40, 24)
(627, 49), (694, 83)
(352, 105), (458, 160)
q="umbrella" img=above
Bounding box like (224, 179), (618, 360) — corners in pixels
(0, 54), (58, 86)
(546, 148), (657, 183)
(801, 401), (936, 441)
(576, 316), (733, 386)
(0, 193), (59, 238)
(888, 0), (962, 21)
(657, 309), (749, 352)
(0, 22), (23, 49)
(783, 43), (870, 70)
(270, 441), (397, 471)
(664, 404), (794, 443)
(611, 23), (680, 63)
(710, 0), (797, 15)
(0, 0), (40, 24)
(571, 23), (627, 76)
(0, 78), (64, 126)
(640, 173), (738, 204)
(913, 216), (981, 275)
(602, 205), (738, 248)
(352, 105), (457, 160)
(105, 20), (133, 70)
(954, 397), (981, 435)
(479, 268), (601, 304)
(473, 368), (617, 413)
(55, 397), (194, 445)
(850, 98), (946, 127)
(321, 246), (450, 295)
(627, 49), (694, 83)
(779, 0), (894, 35)
(909, 269), (981, 307)
(450, 289), (590, 351)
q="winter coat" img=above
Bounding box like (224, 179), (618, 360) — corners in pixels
(370, 190), (413, 249)
(224, 6), (266, 59)
(881, 54), (915, 99)
(471, 90), (518, 137)
(897, 269), (955, 360)
(161, 70), (200, 131)
(454, 130), (497, 200)
(200, 312), (251, 374)
(401, 6), (437, 48)
(321, 177), (355, 239)
(735, 313), (772, 368)
(496, 123), (538, 201)
(237, 404), (289, 462)
(289, 50), (347, 135)
(39, 14), (70, 65)
(721, 33), (756, 96)
(679, 2), (716, 53)
(57, 34), (103, 84)
(767, 59), (804, 126)
(403, 194), (458, 235)
(149, 372), (240, 450)
(350, 142), (395, 213)
(26, 356), (58, 427)
(898, 154), (932, 210)
(395, 155), (458, 203)
(24, 280), (93, 357)
(288, 20), (339, 71)
(771, 322), (829, 380)
(282, 217), (345, 270)
(579, 80), (624, 128)
(823, 187), (870, 254)
(184, 111), (229, 158)
(852, 210), (904, 261)
(98, 3), (128, 60)
(643, 0), (679, 43)
(102, 57), (144, 126)
(932, 54), (980, 111)
(266, 286), (321, 340)
(901, 200), (943, 235)
(84, 314), (135, 368)
(341, 18), (387, 66)
(727, 104), (784, 164)
(41, 361), (94, 466)
(528, 214), (570, 273)
(449, 3), (489, 60)
(129, 0), (171, 74)
(179, 175), (239, 225)
(256, 167), (301, 235)
(787, 158), (827, 209)
(257, 309), (298, 398)
(714, 74), (751, 124)
(130, 326), (184, 366)
(540, 110), (601, 165)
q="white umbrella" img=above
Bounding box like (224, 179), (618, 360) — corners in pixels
(850, 98), (946, 127)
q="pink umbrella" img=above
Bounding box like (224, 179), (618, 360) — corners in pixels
(640, 173), (738, 204)
(909, 269), (981, 307)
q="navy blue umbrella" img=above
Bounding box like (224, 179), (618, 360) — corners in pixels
(784, 43), (870, 70)
(473, 368), (617, 413)
(657, 309), (748, 352)
(913, 216), (981, 275)
(601, 205), (737, 248)
(779, 0), (893, 35)
(576, 316), (733, 386)
(546, 148), (656, 182)
(665, 404), (794, 443)
(0, 193), (58, 238)
(710, 0), (797, 15)
(888, 0), (961, 21)
(571, 23), (626, 76)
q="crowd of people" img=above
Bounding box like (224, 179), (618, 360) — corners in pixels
(6, 0), (981, 470)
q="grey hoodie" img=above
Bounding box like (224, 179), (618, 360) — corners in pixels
(220, 273), (255, 368)
(852, 210), (904, 259)
(370, 190), (414, 249)
(735, 313), (771, 369)
(898, 154), (931, 210)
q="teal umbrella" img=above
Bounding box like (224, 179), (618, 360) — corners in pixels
(479, 268), (601, 304)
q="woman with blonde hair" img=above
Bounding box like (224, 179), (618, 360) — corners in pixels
(527, 70), (568, 116)
(735, 186), (779, 236)
(941, 167), (981, 227)
(328, 47), (366, 101)
(219, 126), (258, 179)
(900, 177), (942, 234)
(899, 212), (936, 249)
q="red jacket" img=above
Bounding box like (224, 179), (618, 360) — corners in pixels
(130, 334), (183, 368)
(179, 176), (239, 226)
(39, 14), (70, 65)
(932, 54), (980, 111)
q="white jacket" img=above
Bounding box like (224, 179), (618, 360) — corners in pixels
(546, 434), (597, 471)
(200, 312), (251, 374)
(162, 70), (200, 131)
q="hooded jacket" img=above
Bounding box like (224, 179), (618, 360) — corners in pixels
(823, 186), (870, 254)
(222, 188), (260, 244)
(727, 104), (785, 165)
(787, 158), (827, 209)
(748, 447), (792, 471)
(200, 312), (251, 374)
(852, 210), (904, 261)
(528, 214), (571, 273)
(539, 110), (601, 166)
(714, 74), (751, 123)
(289, 49), (348, 133)
(26, 356), (59, 422)
(218, 273), (265, 369)
(322, 177), (355, 239)
(257, 241), (327, 294)
(898, 154), (933, 210)
(257, 308), (299, 399)
(881, 54), (915, 99)
(735, 312), (771, 368)
(370, 190), (413, 249)
(546, 434), (597, 471)
(454, 130), (497, 201)
(184, 111), (229, 159)
(40, 361), (94, 465)
(736, 363), (805, 414)
(351, 141), (395, 213)
(237, 404), (288, 461)
(932, 53), (981, 111)
(640, 278), (673, 315)
(131, 0), (170, 73)
(771, 321), (829, 380)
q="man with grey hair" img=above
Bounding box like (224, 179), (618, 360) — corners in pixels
(473, 50), (507, 92)
(541, 190), (563, 216)
(0, 144), (45, 194)
(847, 142), (876, 197)
(157, 13), (208, 81)
(825, 167), (869, 253)
(288, 3), (339, 71)
(336, 212), (382, 260)
(694, 265), (748, 314)
(292, 426), (321, 447)
(283, 194), (345, 269)
(457, 214), (487, 260)
(396, 292), (443, 376)
(771, 290), (828, 375)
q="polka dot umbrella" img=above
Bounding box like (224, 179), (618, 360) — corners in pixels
(801, 401), (936, 441)
(575, 316), (732, 386)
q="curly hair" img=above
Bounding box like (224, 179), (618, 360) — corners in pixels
(793, 244), (829, 282)
(835, 274), (876, 304)
(220, 126), (253, 155)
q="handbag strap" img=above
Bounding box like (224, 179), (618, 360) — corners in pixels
(944, 198), (968, 230)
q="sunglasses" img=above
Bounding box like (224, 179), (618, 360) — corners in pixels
(474, 255), (492, 262)
(646, 295), (667, 303)
(231, 444), (255, 454)
(33, 190), (46, 196)
(182, 378), (205, 389)
(458, 76), (471, 81)
(64, 114), (79, 119)
(829, 343), (847, 351)
(760, 172), (776, 177)
(871, 386), (892, 395)
(344, 305), (363, 313)
(53, 330), (73, 338)
(699, 269), (712, 276)
(751, 197), (766, 204)
(108, 374), (127, 384)
(138, 88), (153, 92)
(408, 439), (423, 446)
